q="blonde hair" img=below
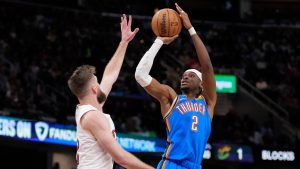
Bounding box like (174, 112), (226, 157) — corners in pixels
(68, 65), (96, 97)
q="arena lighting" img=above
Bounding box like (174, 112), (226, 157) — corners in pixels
(116, 133), (166, 152)
(203, 143), (212, 159)
(0, 115), (296, 163)
(0, 116), (76, 146)
(215, 74), (237, 93)
(0, 115), (212, 156)
(261, 150), (295, 161)
(0, 116), (165, 152)
(214, 143), (254, 163)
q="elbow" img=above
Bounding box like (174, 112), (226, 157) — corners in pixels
(134, 68), (142, 82)
(134, 68), (144, 85)
(113, 152), (129, 167)
(135, 69), (152, 87)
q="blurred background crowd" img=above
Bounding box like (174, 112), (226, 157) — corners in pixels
(0, 0), (299, 150)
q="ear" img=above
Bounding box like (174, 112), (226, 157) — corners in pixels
(199, 80), (203, 86)
(199, 80), (204, 90)
(91, 85), (98, 94)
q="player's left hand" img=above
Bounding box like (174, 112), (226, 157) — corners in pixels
(175, 3), (193, 30)
(120, 14), (139, 42)
(157, 35), (178, 45)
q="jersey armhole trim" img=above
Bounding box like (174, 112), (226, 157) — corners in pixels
(163, 96), (179, 119)
(79, 110), (97, 130)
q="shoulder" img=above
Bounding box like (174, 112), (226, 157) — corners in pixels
(202, 93), (215, 120)
(80, 110), (108, 131)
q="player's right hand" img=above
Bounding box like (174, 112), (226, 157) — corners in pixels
(157, 35), (178, 45)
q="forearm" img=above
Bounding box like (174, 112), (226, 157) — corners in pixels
(191, 28), (217, 109)
(103, 41), (129, 82)
(100, 41), (129, 95)
(135, 39), (163, 87)
(96, 131), (153, 169)
(190, 29), (214, 73)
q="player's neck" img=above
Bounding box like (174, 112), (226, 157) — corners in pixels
(182, 92), (197, 100)
(78, 96), (101, 110)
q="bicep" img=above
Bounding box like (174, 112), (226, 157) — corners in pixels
(81, 111), (126, 162)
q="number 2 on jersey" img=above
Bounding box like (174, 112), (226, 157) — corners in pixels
(191, 115), (198, 131)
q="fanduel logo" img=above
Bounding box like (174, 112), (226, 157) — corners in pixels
(35, 122), (49, 141)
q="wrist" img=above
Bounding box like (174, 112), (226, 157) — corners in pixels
(186, 25), (193, 30)
(188, 27), (197, 36)
(120, 40), (129, 45)
(154, 38), (164, 46)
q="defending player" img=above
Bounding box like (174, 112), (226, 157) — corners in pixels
(68, 14), (153, 169)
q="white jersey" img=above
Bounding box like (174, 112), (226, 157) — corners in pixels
(75, 104), (116, 169)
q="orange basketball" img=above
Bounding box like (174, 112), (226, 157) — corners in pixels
(151, 8), (182, 37)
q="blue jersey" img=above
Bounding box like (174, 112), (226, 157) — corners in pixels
(157, 95), (211, 169)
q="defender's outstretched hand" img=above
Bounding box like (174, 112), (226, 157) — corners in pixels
(157, 35), (178, 45)
(175, 3), (192, 30)
(121, 14), (139, 42)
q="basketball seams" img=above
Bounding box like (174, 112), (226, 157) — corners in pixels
(167, 9), (170, 37)
(151, 8), (182, 37)
(157, 10), (160, 36)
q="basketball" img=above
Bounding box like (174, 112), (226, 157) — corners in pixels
(151, 8), (182, 37)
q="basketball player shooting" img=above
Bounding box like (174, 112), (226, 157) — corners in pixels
(135, 3), (217, 169)
(68, 14), (153, 169)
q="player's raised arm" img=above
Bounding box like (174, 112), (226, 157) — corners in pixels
(135, 36), (178, 116)
(100, 14), (139, 98)
(176, 3), (217, 118)
(80, 111), (154, 169)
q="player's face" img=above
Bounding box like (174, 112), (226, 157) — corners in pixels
(180, 72), (201, 91)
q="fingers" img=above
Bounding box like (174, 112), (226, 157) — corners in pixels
(121, 14), (133, 31)
(128, 28), (139, 41)
(121, 14), (127, 31)
(131, 28), (139, 38)
(120, 14), (138, 42)
(128, 15), (132, 28)
(158, 35), (179, 44)
(175, 3), (184, 13)
(120, 16), (124, 30)
(133, 28), (139, 34)
(123, 14), (127, 24)
(171, 35), (179, 41)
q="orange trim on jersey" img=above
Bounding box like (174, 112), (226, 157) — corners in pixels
(195, 95), (203, 100)
(163, 96), (179, 120)
(161, 139), (172, 168)
(165, 118), (171, 132)
(165, 138), (172, 158)
(165, 144), (172, 158)
(161, 159), (167, 169)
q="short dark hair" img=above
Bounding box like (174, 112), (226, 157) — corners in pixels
(68, 65), (96, 97)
